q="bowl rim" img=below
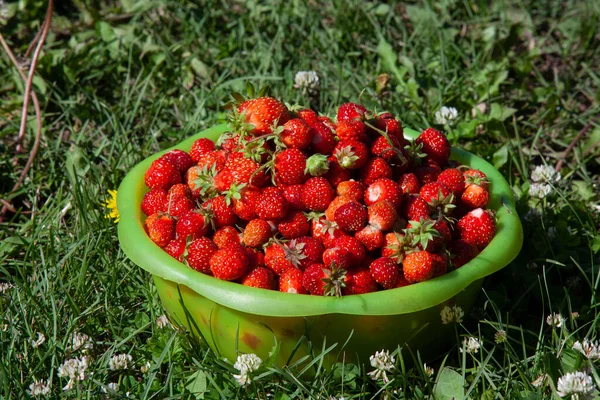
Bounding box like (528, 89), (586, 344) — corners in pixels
(117, 124), (523, 317)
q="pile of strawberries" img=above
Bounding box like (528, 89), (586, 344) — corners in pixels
(141, 96), (496, 296)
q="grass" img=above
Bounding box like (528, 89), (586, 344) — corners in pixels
(0, 0), (599, 398)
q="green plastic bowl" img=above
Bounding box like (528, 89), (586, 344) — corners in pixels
(117, 124), (523, 366)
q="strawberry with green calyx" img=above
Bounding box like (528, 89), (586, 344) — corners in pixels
(420, 185), (456, 220)
(186, 237), (218, 274)
(333, 140), (369, 170)
(242, 267), (276, 290)
(457, 208), (496, 250)
(381, 232), (408, 263)
(304, 153), (330, 176)
(321, 262), (348, 297)
(279, 267), (307, 294)
(201, 195), (237, 228)
(292, 236), (325, 269)
(187, 164), (220, 199)
(264, 242), (296, 275)
(310, 214), (346, 248)
(210, 247), (249, 281)
(463, 169), (489, 190)
(237, 97), (290, 136)
(404, 218), (442, 252)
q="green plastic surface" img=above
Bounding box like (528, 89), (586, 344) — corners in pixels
(117, 124), (523, 364)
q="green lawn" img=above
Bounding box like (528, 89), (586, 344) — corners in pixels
(1, 0), (599, 398)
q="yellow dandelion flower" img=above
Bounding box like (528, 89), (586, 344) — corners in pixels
(103, 189), (120, 223)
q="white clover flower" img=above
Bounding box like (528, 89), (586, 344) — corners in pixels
(531, 373), (548, 388)
(140, 361), (151, 373)
(531, 165), (560, 183)
(529, 182), (553, 199)
(293, 71), (319, 94)
(0, 282), (13, 293)
(423, 363), (434, 377)
(592, 204), (600, 214)
(31, 332), (46, 349)
(232, 353), (262, 386)
(28, 378), (51, 396)
(156, 315), (171, 329)
(556, 371), (595, 398)
(109, 354), (133, 371)
(461, 337), (481, 354)
(494, 330), (507, 344)
(367, 350), (395, 383)
(440, 305), (464, 325)
(58, 356), (88, 391)
(573, 339), (600, 360)
(434, 106), (458, 125)
(546, 313), (565, 328)
(69, 331), (92, 352)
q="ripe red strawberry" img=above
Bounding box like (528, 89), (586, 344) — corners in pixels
(437, 168), (465, 196)
(196, 150), (227, 171)
(277, 211), (309, 239)
(355, 225), (384, 251)
(242, 267), (276, 290)
(382, 232), (407, 263)
(168, 183), (192, 200)
(370, 135), (405, 163)
(403, 250), (435, 283)
(343, 269), (378, 295)
(319, 116), (336, 131)
(337, 102), (367, 122)
(450, 239), (478, 268)
(360, 157), (392, 185)
(148, 214), (175, 247)
(364, 178), (402, 208)
(336, 180), (365, 201)
(461, 184), (489, 209)
(165, 238), (186, 261)
(301, 177), (335, 211)
(291, 236), (325, 269)
(203, 196), (237, 227)
(368, 201), (397, 231)
(395, 274), (411, 288)
(189, 138), (216, 163)
(176, 210), (208, 239)
(242, 219), (273, 247)
(167, 195), (195, 218)
(337, 236), (366, 267)
(296, 109), (319, 126)
(279, 267), (308, 294)
(244, 247), (265, 269)
(302, 263), (328, 295)
(398, 173), (420, 194)
(145, 158), (182, 190)
(325, 195), (353, 221)
(336, 120), (367, 141)
(373, 116), (404, 140)
(311, 216), (347, 248)
(431, 252), (448, 277)
(161, 149), (195, 173)
(309, 121), (337, 155)
(457, 208), (496, 250)
(369, 257), (400, 289)
(212, 226), (241, 249)
(186, 237), (218, 274)
(274, 148), (308, 185)
(232, 184), (260, 221)
(141, 188), (168, 216)
(419, 182), (452, 204)
(402, 195), (430, 221)
(264, 242), (295, 275)
(210, 247), (249, 280)
(282, 184), (306, 211)
(324, 162), (352, 187)
(334, 201), (368, 233)
(463, 169), (489, 190)
(433, 219), (452, 245)
(333, 140), (369, 169)
(414, 165), (440, 186)
(322, 247), (352, 268)
(255, 187), (289, 220)
(240, 97), (290, 136)
(221, 152), (268, 189)
(415, 128), (450, 165)
(281, 118), (314, 149)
